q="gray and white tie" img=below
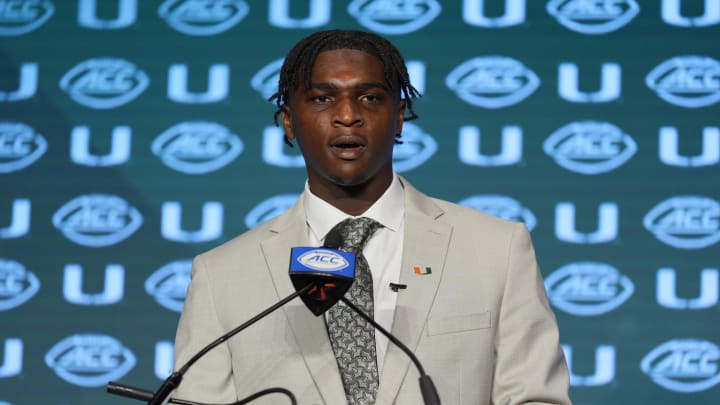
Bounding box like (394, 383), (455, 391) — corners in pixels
(325, 217), (383, 405)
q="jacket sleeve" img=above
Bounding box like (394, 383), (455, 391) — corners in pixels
(492, 223), (573, 405)
(172, 254), (237, 403)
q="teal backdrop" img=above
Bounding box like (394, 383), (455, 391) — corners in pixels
(1, 1), (719, 404)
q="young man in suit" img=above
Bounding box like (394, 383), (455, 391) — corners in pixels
(173, 29), (572, 405)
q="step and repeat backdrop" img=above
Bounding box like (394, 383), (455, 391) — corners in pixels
(1, 1), (718, 404)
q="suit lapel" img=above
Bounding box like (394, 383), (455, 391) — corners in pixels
(376, 179), (451, 404)
(260, 198), (348, 405)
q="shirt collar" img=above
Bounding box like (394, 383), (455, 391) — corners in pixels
(304, 173), (405, 244)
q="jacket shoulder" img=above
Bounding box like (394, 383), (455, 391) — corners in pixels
(433, 196), (526, 232)
(196, 204), (296, 267)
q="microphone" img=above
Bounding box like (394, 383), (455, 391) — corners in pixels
(389, 282), (407, 292)
(106, 383), (297, 405)
(288, 247), (356, 315)
(289, 248), (441, 405)
(106, 384), (154, 401)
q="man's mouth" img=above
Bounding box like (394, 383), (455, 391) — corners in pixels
(330, 137), (366, 159)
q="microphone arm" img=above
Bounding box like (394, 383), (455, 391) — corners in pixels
(105, 384), (297, 405)
(107, 283), (313, 405)
(339, 297), (441, 405)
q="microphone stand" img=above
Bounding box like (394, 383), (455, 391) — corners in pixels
(339, 297), (441, 405)
(107, 284), (312, 405)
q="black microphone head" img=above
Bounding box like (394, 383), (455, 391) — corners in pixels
(288, 247), (356, 316)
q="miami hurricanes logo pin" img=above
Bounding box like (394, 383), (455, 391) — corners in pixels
(413, 265), (432, 275)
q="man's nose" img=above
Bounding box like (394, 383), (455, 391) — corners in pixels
(333, 98), (363, 127)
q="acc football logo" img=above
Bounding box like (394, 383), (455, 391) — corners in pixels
(244, 194), (299, 229)
(145, 260), (191, 312)
(645, 56), (720, 108)
(641, 339), (720, 392)
(446, 56), (540, 108)
(250, 57), (283, 100)
(458, 195), (537, 231)
(298, 250), (350, 271)
(544, 121), (637, 175)
(52, 194), (143, 247)
(45, 334), (136, 387)
(59, 58), (149, 109)
(0, 258), (40, 311)
(545, 261), (634, 316)
(393, 122), (437, 172)
(643, 196), (720, 249)
(158, 0), (249, 36)
(546, 0), (639, 34)
(0, 122), (47, 173)
(152, 121), (244, 174)
(348, 0), (442, 35)
(0, 0), (54, 36)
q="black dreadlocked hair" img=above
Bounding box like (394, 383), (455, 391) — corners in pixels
(268, 29), (422, 147)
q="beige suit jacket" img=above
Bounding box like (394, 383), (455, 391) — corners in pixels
(173, 178), (572, 404)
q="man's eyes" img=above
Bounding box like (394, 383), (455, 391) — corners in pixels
(308, 92), (386, 104)
(312, 95), (332, 103)
(360, 94), (381, 103)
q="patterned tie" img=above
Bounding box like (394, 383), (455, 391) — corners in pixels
(325, 217), (383, 405)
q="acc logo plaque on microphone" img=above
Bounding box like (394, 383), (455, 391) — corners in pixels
(298, 249), (350, 272)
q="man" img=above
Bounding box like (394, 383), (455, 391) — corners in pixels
(173, 30), (571, 405)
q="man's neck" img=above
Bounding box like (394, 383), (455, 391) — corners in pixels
(308, 175), (393, 216)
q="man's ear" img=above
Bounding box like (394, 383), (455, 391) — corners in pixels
(395, 100), (406, 135)
(280, 105), (295, 140)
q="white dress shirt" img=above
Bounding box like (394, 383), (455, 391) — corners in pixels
(303, 173), (405, 375)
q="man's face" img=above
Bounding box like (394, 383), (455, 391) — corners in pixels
(281, 48), (405, 196)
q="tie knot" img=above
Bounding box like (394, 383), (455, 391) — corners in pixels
(325, 217), (383, 253)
